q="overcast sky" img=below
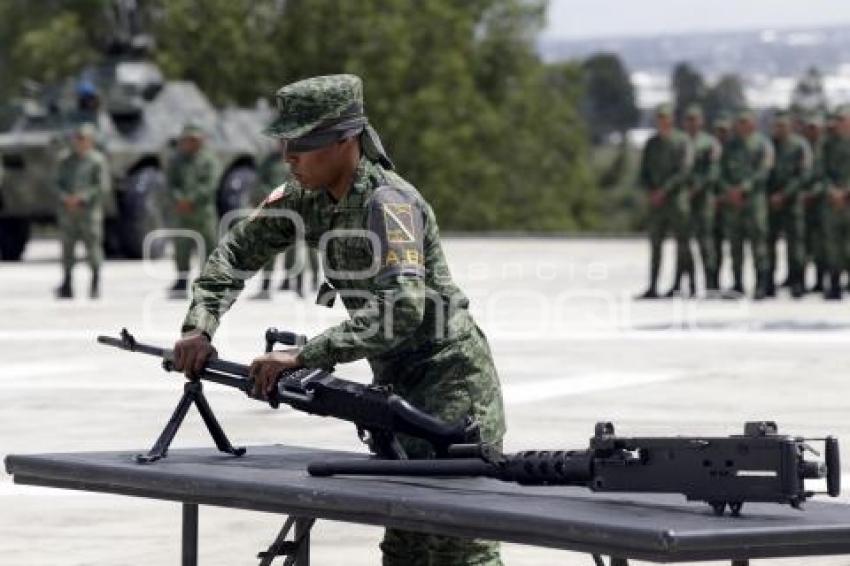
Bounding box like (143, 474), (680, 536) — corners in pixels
(543, 0), (850, 40)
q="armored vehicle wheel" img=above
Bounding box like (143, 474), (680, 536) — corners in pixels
(119, 166), (166, 259)
(0, 217), (30, 261)
(217, 165), (258, 220)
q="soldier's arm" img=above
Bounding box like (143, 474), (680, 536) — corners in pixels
(704, 139), (722, 189)
(187, 154), (221, 208)
(78, 154), (109, 205)
(661, 135), (694, 195)
(638, 141), (653, 190)
(785, 141), (813, 198)
(746, 138), (774, 192)
(181, 189), (299, 337)
(298, 188), (428, 369)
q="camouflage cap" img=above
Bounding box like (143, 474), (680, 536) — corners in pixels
(179, 121), (205, 139)
(773, 109), (791, 125)
(684, 104), (703, 119)
(804, 112), (825, 127)
(265, 74), (367, 144)
(655, 102), (674, 117)
(834, 104), (850, 119)
(73, 122), (97, 139)
(713, 113), (732, 129)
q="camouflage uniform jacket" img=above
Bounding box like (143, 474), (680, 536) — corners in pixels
(639, 129), (693, 196)
(687, 131), (721, 196)
(55, 149), (110, 218)
(804, 137), (826, 197)
(182, 156), (478, 371)
(720, 132), (774, 194)
(165, 148), (221, 212)
(768, 133), (813, 198)
(823, 134), (850, 190)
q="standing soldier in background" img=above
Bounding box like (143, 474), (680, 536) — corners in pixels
(719, 109), (774, 299)
(683, 105), (721, 293)
(165, 123), (221, 299)
(821, 106), (850, 300)
(637, 103), (694, 299)
(55, 123), (110, 299)
(712, 113), (733, 287)
(801, 113), (827, 293)
(251, 140), (293, 300)
(766, 111), (812, 299)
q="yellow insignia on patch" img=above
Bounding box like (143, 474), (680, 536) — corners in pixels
(385, 250), (400, 266)
(383, 203), (415, 243)
(404, 249), (420, 264)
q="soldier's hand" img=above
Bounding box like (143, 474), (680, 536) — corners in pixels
(173, 330), (217, 378)
(63, 195), (83, 211)
(770, 193), (785, 210)
(176, 199), (194, 215)
(249, 350), (303, 399)
(649, 189), (666, 208)
(829, 188), (846, 209)
(727, 187), (744, 207)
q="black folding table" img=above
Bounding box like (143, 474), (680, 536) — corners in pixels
(6, 444), (850, 565)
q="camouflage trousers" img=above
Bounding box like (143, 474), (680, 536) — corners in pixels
(173, 210), (217, 275)
(805, 197), (826, 269)
(58, 209), (103, 275)
(646, 192), (692, 288)
(723, 192), (769, 284)
(690, 191), (717, 280)
(371, 320), (506, 566)
(767, 197), (805, 279)
(822, 201), (850, 273)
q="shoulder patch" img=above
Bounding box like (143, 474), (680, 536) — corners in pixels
(383, 202), (416, 243)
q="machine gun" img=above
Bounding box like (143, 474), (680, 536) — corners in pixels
(309, 421), (840, 516)
(97, 328), (478, 463)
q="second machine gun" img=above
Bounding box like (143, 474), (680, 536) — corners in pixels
(309, 421), (841, 516)
(97, 328), (479, 463)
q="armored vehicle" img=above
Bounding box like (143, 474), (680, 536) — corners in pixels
(0, 35), (271, 260)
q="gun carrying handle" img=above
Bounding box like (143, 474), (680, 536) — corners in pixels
(265, 327), (308, 352)
(826, 436), (841, 497)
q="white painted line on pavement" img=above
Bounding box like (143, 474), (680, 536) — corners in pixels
(0, 362), (97, 380)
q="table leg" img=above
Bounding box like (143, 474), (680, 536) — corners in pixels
(182, 503), (199, 566)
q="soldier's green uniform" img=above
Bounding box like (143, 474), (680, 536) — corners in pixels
(55, 123), (110, 298)
(165, 124), (222, 291)
(712, 115), (733, 285)
(820, 107), (850, 299)
(766, 113), (812, 297)
(802, 114), (827, 293)
(638, 104), (694, 298)
(181, 75), (506, 566)
(719, 112), (774, 297)
(684, 107), (722, 291)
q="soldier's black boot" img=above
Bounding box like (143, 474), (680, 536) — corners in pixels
(825, 272), (843, 301)
(685, 268), (697, 298)
(753, 271), (769, 300)
(89, 270), (100, 299)
(765, 275), (776, 298)
(279, 278), (290, 291)
(706, 270), (720, 293)
(731, 265), (745, 295)
(295, 274), (305, 298)
(789, 269), (804, 299)
(55, 273), (73, 300)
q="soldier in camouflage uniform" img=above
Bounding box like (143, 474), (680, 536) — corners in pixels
(712, 114), (733, 286)
(719, 110), (774, 299)
(250, 140), (292, 300)
(55, 123), (110, 299)
(683, 105), (722, 293)
(820, 106), (850, 300)
(637, 103), (694, 299)
(171, 75), (506, 566)
(165, 123), (222, 298)
(766, 111), (812, 298)
(802, 114), (828, 293)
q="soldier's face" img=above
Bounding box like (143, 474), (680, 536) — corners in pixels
(839, 117), (850, 137)
(684, 115), (702, 135)
(773, 121), (790, 139)
(804, 124), (820, 141)
(656, 114), (672, 133)
(735, 119), (754, 137)
(72, 135), (93, 155)
(178, 137), (202, 155)
(285, 139), (352, 190)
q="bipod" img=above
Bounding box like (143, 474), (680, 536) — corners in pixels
(257, 516), (316, 566)
(136, 380), (246, 464)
